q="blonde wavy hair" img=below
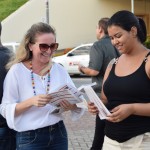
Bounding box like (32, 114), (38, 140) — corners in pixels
(6, 22), (56, 70)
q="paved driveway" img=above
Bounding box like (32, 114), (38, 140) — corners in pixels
(63, 111), (95, 150)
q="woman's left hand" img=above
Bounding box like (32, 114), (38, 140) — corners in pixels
(106, 104), (134, 123)
(60, 100), (77, 111)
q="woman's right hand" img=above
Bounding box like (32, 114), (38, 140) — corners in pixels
(88, 102), (99, 115)
(15, 94), (52, 116)
(31, 94), (51, 107)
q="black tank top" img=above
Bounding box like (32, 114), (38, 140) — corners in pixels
(103, 52), (150, 142)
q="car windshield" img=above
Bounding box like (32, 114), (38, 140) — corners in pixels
(4, 43), (20, 53)
(70, 46), (91, 56)
(15, 45), (19, 50)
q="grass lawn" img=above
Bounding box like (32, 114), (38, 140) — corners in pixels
(0, 0), (28, 21)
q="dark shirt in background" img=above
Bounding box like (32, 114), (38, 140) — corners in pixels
(0, 46), (13, 126)
(89, 35), (119, 94)
(0, 46), (12, 102)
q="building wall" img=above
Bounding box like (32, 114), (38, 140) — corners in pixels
(1, 0), (46, 44)
(1, 0), (150, 49)
(134, 0), (150, 34)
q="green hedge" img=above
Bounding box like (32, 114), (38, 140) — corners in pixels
(0, 0), (28, 21)
(144, 36), (150, 49)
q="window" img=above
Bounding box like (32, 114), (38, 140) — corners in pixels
(5, 45), (13, 51)
(71, 46), (91, 56)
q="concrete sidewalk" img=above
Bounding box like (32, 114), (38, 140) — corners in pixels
(63, 111), (95, 150)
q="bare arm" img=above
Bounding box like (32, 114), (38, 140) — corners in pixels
(15, 95), (51, 116)
(132, 103), (150, 116)
(107, 103), (150, 123)
(78, 65), (99, 76)
(15, 98), (33, 116)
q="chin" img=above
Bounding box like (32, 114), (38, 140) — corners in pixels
(117, 47), (124, 52)
(41, 59), (50, 64)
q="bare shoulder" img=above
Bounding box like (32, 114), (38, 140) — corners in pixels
(103, 58), (118, 81)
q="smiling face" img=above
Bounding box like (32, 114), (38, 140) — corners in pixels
(108, 25), (136, 54)
(29, 33), (57, 64)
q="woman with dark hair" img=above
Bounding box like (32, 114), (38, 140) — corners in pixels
(88, 10), (150, 149)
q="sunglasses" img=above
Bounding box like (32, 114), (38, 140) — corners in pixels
(39, 43), (59, 52)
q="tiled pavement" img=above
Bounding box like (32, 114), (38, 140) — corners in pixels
(63, 111), (95, 150)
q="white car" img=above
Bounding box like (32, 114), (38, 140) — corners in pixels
(53, 43), (93, 75)
(3, 42), (20, 53)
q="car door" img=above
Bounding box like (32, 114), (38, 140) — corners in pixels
(65, 45), (91, 74)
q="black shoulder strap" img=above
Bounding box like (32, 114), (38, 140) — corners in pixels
(110, 58), (118, 72)
(144, 51), (150, 62)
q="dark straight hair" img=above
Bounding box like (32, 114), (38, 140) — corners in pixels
(108, 10), (147, 43)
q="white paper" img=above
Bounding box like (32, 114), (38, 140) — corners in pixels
(79, 83), (110, 119)
(77, 82), (97, 92)
(48, 89), (82, 106)
(47, 84), (84, 114)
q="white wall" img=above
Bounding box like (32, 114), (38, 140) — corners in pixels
(2, 0), (46, 43)
(50, 0), (103, 48)
(2, 0), (102, 49)
(1, 0), (150, 49)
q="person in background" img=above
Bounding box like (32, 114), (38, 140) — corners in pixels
(0, 22), (16, 150)
(0, 22), (84, 150)
(78, 18), (119, 150)
(88, 10), (150, 150)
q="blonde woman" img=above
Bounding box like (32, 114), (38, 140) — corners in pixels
(0, 22), (84, 150)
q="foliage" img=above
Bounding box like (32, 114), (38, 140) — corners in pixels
(144, 36), (150, 49)
(0, 0), (28, 21)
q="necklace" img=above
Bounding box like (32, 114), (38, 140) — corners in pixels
(30, 61), (50, 95)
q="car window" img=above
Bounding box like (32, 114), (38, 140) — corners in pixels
(4, 43), (20, 52)
(15, 45), (19, 51)
(71, 46), (91, 56)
